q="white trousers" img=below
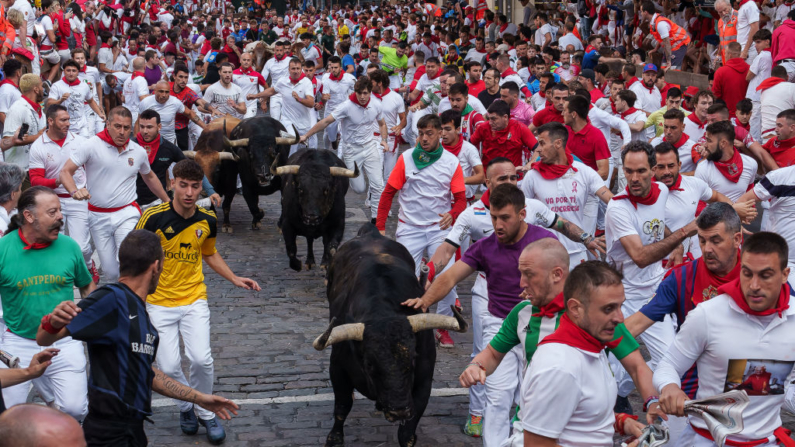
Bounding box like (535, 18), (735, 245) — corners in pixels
(395, 221), (458, 316)
(382, 136), (399, 180)
(341, 140), (384, 218)
(0, 331), (88, 421)
(269, 93), (282, 121)
(244, 103), (258, 118)
(324, 119), (340, 146)
(60, 196), (92, 268)
(469, 274), (488, 417)
(286, 123), (316, 156)
(147, 300), (216, 420)
(481, 312), (523, 447)
(88, 205), (141, 283)
(751, 100), (762, 144)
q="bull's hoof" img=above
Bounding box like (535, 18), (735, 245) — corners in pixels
(403, 435), (417, 447)
(320, 263), (329, 272)
(289, 258), (302, 271)
(324, 432), (344, 447)
(222, 225), (233, 234)
(251, 221), (262, 230)
(304, 262), (315, 270)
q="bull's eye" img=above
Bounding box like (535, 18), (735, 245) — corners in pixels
(323, 189), (328, 195)
(298, 188), (304, 194)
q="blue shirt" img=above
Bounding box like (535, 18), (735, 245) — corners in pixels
(583, 49), (600, 70)
(67, 284), (159, 418)
(342, 54), (355, 73)
(527, 73), (561, 95)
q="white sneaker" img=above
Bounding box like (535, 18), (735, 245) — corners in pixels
(196, 198), (212, 208)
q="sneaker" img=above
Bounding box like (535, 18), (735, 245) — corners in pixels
(435, 329), (454, 348)
(180, 406), (199, 435)
(454, 298), (463, 313)
(199, 416), (227, 445)
(613, 395), (634, 415)
(89, 261), (100, 285)
(463, 414), (483, 437)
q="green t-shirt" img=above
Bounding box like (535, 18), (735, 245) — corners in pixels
(378, 46), (408, 75)
(321, 34), (335, 56)
(259, 30), (278, 45)
(490, 301), (639, 363)
(0, 231), (92, 339)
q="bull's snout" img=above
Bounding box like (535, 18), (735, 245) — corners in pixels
(258, 168), (274, 185)
(302, 214), (322, 226)
(383, 407), (413, 422)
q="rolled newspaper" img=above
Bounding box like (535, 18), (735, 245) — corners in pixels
(684, 390), (750, 447)
(419, 263), (430, 290)
(625, 423), (669, 447)
(0, 349), (20, 369)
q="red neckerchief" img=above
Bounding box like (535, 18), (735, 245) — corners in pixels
(640, 80), (655, 94)
(500, 68), (517, 79)
(237, 66), (254, 75)
(532, 292), (565, 318)
(62, 77), (81, 87)
(539, 90), (546, 98)
(78, 64), (87, 73)
(137, 133), (161, 164)
(766, 135), (795, 157)
(481, 189), (491, 208)
(101, 43), (111, 49)
(290, 73), (306, 85)
(538, 313), (623, 353)
(718, 278), (791, 318)
(531, 151), (577, 180)
(18, 228), (52, 250)
(714, 149), (743, 183)
(620, 107), (639, 119)
(274, 53), (288, 61)
(427, 69), (440, 80)
(499, 22), (508, 33)
(732, 116), (751, 131)
(688, 112), (706, 130)
(22, 96), (41, 117)
(348, 92), (369, 108)
(443, 136), (463, 157)
(0, 79), (17, 88)
(610, 100), (618, 114)
(585, 44), (595, 53)
(691, 251), (741, 306)
(738, 0), (753, 6)
(97, 128), (129, 149)
(612, 182), (662, 208)
(625, 76), (639, 88)
(756, 77), (786, 92)
(131, 71), (145, 80)
(51, 136), (66, 147)
(374, 88), (391, 100)
(666, 132), (690, 149)
(328, 71), (344, 81)
(662, 174), (685, 191)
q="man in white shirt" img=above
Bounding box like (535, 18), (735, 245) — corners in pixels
(232, 52), (267, 118)
(651, 108), (698, 174)
(0, 59), (22, 128)
(46, 60), (106, 138)
(684, 90), (714, 143)
(656, 232), (795, 446)
(318, 56), (355, 152)
(695, 120), (758, 202)
(737, 0), (761, 63)
(534, 12), (553, 50)
(522, 261), (645, 447)
(760, 66), (795, 144)
(27, 104), (93, 274)
(0, 74), (47, 179)
(628, 64), (662, 115)
(72, 49), (105, 135)
(202, 63), (247, 119)
(298, 76), (387, 220)
(139, 81), (201, 144)
(59, 106), (170, 283)
(611, 89), (647, 190)
(260, 40), (292, 121)
(261, 58), (317, 155)
(300, 32), (324, 75)
(370, 69), (405, 179)
(122, 57), (151, 125)
(558, 22), (584, 52)
(746, 29), (773, 142)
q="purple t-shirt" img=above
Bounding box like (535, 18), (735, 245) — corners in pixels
(144, 65), (162, 86)
(461, 224), (556, 319)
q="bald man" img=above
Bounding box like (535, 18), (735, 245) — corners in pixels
(137, 81), (203, 144)
(0, 404), (86, 447)
(459, 238), (663, 444)
(123, 57), (151, 125)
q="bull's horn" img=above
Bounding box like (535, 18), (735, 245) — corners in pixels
(182, 151), (196, 159)
(273, 165), (300, 175)
(218, 152), (239, 162)
(274, 125), (301, 145)
(269, 157), (280, 175)
(223, 136), (250, 147)
(313, 318), (365, 350)
(407, 306), (469, 334)
(329, 163), (359, 178)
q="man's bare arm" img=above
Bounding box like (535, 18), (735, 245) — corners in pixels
(619, 221), (696, 268)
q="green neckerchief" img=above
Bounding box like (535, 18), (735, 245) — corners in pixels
(461, 104), (473, 116)
(412, 143), (443, 170)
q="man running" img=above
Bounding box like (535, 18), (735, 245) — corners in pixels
(261, 58), (317, 154)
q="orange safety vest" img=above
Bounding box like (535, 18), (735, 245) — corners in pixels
(0, 5), (15, 53)
(650, 15), (691, 51)
(426, 3), (441, 17)
(718, 10), (738, 64)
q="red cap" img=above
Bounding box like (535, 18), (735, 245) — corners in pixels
(684, 85), (699, 97)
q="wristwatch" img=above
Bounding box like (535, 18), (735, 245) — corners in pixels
(579, 232), (592, 243)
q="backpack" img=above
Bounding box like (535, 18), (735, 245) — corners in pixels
(577, 0), (589, 18)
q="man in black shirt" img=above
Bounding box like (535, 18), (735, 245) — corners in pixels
(477, 67), (501, 110)
(36, 230), (238, 447)
(201, 53), (228, 92)
(134, 110), (220, 210)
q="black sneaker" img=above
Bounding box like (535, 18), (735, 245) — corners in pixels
(199, 416), (227, 445)
(180, 406), (198, 435)
(613, 395), (634, 415)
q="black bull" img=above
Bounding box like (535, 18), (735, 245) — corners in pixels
(273, 149), (358, 271)
(313, 224), (468, 447)
(187, 116), (298, 232)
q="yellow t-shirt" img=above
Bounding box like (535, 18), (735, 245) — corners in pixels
(135, 202), (218, 307)
(338, 24), (349, 39)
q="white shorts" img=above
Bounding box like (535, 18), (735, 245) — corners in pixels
(41, 48), (61, 66)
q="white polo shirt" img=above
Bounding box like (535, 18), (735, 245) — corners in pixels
(78, 66), (102, 110)
(629, 82), (662, 115)
(737, 0), (760, 53)
(261, 56), (291, 84)
(521, 342), (617, 447)
(664, 175), (713, 258)
(122, 75), (150, 121)
(650, 134), (698, 173)
(653, 293), (795, 443)
(202, 81), (244, 119)
(70, 136), (151, 209)
(330, 97), (383, 146)
(589, 106), (631, 153)
(2, 97), (46, 169)
(376, 89), (405, 133)
(414, 73), (440, 97)
(694, 152), (757, 202)
(138, 96), (185, 144)
(754, 167), (795, 268)
(28, 132), (87, 195)
(49, 79), (94, 135)
(300, 44), (323, 71)
(605, 183), (669, 300)
(521, 161), (605, 256)
(0, 82), (21, 118)
(610, 109), (646, 162)
(232, 67), (267, 110)
(273, 76), (316, 132)
(438, 94), (488, 115)
(320, 72), (356, 115)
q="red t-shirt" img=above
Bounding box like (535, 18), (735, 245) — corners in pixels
(470, 119), (537, 167)
(466, 79), (486, 97)
(566, 123), (610, 171)
(589, 88), (605, 103)
(532, 105), (564, 127)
